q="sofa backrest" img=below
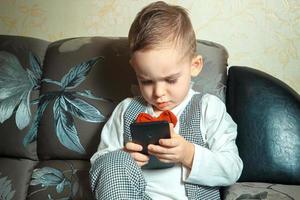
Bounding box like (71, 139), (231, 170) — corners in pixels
(0, 36), (229, 161)
(0, 35), (49, 160)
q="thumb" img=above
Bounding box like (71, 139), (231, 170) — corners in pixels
(169, 123), (177, 138)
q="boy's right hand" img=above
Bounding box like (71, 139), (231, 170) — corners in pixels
(124, 142), (149, 167)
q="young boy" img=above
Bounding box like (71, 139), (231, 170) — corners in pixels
(90, 1), (243, 199)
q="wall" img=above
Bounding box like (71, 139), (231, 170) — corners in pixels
(0, 0), (299, 93)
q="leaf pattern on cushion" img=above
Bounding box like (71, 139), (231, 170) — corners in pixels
(53, 96), (86, 154)
(60, 58), (96, 89)
(62, 93), (105, 123)
(0, 52), (113, 154)
(28, 52), (42, 87)
(28, 162), (88, 200)
(23, 94), (55, 146)
(0, 172), (15, 200)
(30, 167), (71, 193)
(27, 56), (112, 154)
(37, 57), (110, 154)
(0, 51), (41, 129)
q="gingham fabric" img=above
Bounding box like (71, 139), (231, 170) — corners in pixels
(90, 94), (220, 199)
(90, 150), (152, 199)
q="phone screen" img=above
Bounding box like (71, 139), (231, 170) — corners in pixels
(130, 121), (174, 169)
(130, 121), (170, 154)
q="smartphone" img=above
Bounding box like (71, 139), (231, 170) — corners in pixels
(130, 120), (174, 169)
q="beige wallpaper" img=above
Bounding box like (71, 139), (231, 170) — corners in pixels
(0, 0), (299, 93)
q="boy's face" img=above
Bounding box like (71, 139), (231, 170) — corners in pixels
(130, 47), (202, 114)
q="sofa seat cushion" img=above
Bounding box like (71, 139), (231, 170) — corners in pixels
(0, 158), (38, 200)
(223, 182), (300, 200)
(26, 160), (93, 200)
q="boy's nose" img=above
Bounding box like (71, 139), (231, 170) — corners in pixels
(153, 83), (165, 99)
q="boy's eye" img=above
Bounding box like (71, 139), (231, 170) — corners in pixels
(166, 79), (177, 84)
(140, 80), (153, 85)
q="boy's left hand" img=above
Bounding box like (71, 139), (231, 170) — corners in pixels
(147, 124), (195, 169)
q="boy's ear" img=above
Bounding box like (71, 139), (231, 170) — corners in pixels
(191, 55), (203, 77)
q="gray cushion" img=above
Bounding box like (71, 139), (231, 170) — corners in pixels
(27, 160), (93, 200)
(192, 40), (228, 101)
(37, 37), (228, 159)
(0, 35), (49, 160)
(0, 158), (37, 200)
(223, 182), (300, 200)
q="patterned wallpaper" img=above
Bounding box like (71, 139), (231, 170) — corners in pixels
(0, 0), (299, 93)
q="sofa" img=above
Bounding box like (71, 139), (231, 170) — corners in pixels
(0, 35), (299, 200)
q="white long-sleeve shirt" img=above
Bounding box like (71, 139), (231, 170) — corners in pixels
(90, 89), (243, 200)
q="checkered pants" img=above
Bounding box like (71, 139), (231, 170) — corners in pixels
(90, 150), (152, 200)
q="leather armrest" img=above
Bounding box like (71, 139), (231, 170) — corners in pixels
(226, 66), (300, 184)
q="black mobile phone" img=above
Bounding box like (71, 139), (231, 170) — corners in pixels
(130, 121), (174, 169)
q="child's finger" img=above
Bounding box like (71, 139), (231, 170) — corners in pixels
(148, 144), (170, 154)
(169, 123), (176, 137)
(149, 151), (177, 163)
(125, 142), (143, 151)
(155, 154), (175, 162)
(159, 137), (179, 147)
(136, 160), (149, 167)
(130, 152), (149, 162)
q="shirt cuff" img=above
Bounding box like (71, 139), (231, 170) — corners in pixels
(183, 144), (218, 186)
(182, 144), (201, 182)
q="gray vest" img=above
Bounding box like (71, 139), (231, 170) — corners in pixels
(123, 94), (220, 200)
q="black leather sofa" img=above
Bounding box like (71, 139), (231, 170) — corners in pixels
(0, 35), (299, 200)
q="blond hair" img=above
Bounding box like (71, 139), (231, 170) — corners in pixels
(128, 1), (196, 60)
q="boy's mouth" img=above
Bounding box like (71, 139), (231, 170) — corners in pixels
(156, 102), (170, 109)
